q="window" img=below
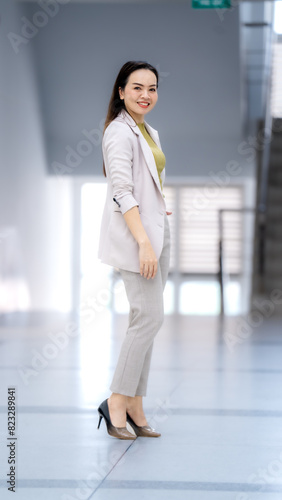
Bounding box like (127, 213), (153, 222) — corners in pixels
(163, 184), (243, 275)
(274, 1), (282, 35)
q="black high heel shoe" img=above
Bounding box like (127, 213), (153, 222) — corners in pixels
(126, 413), (161, 438)
(97, 399), (136, 440)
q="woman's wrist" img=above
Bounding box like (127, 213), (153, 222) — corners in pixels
(138, 238), (150, 247)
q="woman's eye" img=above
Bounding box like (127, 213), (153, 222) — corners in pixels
(133, 87), (156, 91)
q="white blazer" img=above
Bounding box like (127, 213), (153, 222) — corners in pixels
(98, 109), (167, 273)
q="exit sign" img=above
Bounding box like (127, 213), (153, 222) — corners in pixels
(192, 0), (231, 8)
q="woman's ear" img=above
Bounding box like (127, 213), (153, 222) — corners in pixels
(119, 87), (124, 100)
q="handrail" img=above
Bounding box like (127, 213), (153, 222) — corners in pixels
(218, 207), (265, 315)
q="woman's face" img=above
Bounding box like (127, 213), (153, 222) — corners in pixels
(119, 69), (158, 123)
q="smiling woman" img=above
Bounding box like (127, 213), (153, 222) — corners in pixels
(96, 61), (171, 440)
(102, 61), (159, 176)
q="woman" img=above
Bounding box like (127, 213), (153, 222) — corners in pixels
(97, 61), (171, 440)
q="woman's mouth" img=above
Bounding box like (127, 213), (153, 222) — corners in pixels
(137, 102), (150, 108)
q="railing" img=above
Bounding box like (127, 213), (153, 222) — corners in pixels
(218, 207), (266, 315)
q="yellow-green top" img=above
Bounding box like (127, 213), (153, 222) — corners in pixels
(137, 122), (166, 192)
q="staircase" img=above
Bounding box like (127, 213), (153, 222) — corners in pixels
(265, 124), (282, 292)
(252, 118), (282, 310)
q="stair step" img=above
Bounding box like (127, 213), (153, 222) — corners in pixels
(267, 186), (282, 203)
(257, 291), (282, 312)
(266, 219), (282, 228)
(272, 119), (282, 136)
(251, 293), (282, 315)
(263, 274), (282, 290)
(266, 206), (282, 218)
(266, 217), (282, 227)
(265, 240), (282, 254)
(268, 170), (282, 185)
(271, 137), (282, 153)
(266, 226), (282, 238)
(264, 244), (282, 259)
(265, 261), (282, 273)
(252, 125), (282, 299)
(265, 221), (282, 230)
(263, 286), (282, 295)
(269, 152), (282, 166)
(265, 252), (282, 261)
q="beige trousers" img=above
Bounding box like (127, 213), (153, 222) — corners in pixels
(110, 214), (170, 397)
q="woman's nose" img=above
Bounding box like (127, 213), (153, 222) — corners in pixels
(141, 90), (150, 99)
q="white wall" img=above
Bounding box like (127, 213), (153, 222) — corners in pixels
(0, 0), (73, 311)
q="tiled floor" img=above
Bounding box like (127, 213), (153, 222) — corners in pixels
(0, 310), (282, 499)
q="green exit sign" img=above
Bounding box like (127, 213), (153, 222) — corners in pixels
(192, 0), (231, 8)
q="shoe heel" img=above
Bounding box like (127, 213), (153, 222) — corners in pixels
(97, 413), (103, 430)
(97, 399), (136, 440)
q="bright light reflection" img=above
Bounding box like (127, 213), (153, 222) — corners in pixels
(0, 279), (30, 312)
(274, 1), (282, 34)
(180, 281), (221, 315)
(79, 309), (113, 405)
(113, 279), (128, 314)
(80, 182), (113, 404)
(81, 182), (108, 281)
(224, 281), (241, 315)
(180, 280), (241, 315)
(164, 280), (174, 314)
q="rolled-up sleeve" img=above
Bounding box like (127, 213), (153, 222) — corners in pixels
(103, 123), (139, 215)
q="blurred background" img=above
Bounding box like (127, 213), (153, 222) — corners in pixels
(1, 2), (282, 498)
(1, 0), (282, 319)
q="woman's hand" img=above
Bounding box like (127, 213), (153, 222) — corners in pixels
(166, 211), (172, 216)
(139, 240), (158, 279)
(122, 206), (158, 278)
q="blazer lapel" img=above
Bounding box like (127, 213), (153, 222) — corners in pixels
(138, 131), (163, 195)
(118, 110), (164, 197)
(142, 121), (165, 193)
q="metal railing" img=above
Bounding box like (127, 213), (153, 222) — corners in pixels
(218, 207), (266, 315)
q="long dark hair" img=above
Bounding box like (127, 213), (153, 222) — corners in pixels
(102, 61), (159, 176)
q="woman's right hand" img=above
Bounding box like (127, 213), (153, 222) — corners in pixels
(139, 240), (158, 279)
(122, 206), (158, 278)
